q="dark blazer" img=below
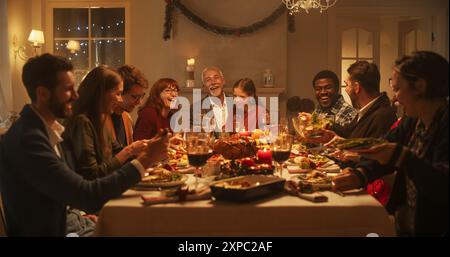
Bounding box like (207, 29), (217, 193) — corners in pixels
(358, 105), (449, 236)
(336, 93), (397, 138)
(0, 105), (141, 236)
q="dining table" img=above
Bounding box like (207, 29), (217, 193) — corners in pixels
(94, 171), (396, 237)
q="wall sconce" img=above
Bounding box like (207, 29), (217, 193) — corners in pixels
(186, 58), (195, 88)
(13, 29), (45, 61)
(66, 40), (80, 54)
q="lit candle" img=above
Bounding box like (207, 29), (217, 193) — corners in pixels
(239, 128), (251, 137)
(186, 58), (195, 87)
(257, 148), (272, 165)
(187, 58), (195, 66)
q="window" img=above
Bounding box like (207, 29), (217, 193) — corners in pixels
(51, 5), (127, 85)
(340, 27), (375, 86)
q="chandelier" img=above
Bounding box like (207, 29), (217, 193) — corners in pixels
(282, 0), (338, 15)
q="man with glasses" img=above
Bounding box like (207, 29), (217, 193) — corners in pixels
(312, 70), (357, 127)
(108, 65), (149, 147)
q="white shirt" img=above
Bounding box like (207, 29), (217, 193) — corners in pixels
(357, 95), (382, 122)
(30, 105), (65, 158)
(30, 105), (146, 175)
(209, 93), (228, 130)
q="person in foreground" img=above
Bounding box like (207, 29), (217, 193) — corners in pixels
(332, 51), (449, 236)
(0, 54), (169, 236)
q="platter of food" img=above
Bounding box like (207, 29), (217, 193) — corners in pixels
(210, 175), (285, 202)
(292, 112), (333, 139)
(332, 138), (386, 152)
(292, 170), (333, 191)
(136, 169), (188, 189)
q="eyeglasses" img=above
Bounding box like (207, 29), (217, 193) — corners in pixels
(130, 93), (146, 101)
(163, 88), (179, 95)
(388, 78), (400, 93)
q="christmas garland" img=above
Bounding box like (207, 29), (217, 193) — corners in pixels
(163, 0), (295, 40)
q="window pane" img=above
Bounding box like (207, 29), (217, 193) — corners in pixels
(54, 8), (88, 38)
(342, 28), (357, 58)
(92, 39), (125, 67)
(91, 8), (125, 38)
(341, 59), (356, 86)
(54, 40), (89, 70)
(358, 29), (373, 58)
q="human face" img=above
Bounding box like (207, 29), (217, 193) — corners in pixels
(49, 71), (78, 119)
(233, 86), (251, 108)
(203, 69), (225, 97)
(120, 85), (146, 113)
(105, 81), (124, 114)
(344, 76), (359, 109)
(159, 85), (179, 109)
(314, 78), (338, 109)
(390, 69), (418, 117)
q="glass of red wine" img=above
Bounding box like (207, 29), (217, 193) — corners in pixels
(272, 131), (293, 178)
(186, 131), (212, 189)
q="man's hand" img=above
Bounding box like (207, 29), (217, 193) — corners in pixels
(332, 168), (363, 192)
(300, 129), (337, 144)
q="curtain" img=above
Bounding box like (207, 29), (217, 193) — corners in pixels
(0, 0), (12, 121)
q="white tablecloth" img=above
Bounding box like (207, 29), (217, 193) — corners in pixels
(95, 173), (395, 237)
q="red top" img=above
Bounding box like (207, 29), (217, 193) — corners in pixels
(133, 105), (171, 140)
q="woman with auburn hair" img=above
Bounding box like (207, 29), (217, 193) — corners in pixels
(134, 78), (180, 140)
(63, 65), (147, 180)
(232, 78), (270, 132)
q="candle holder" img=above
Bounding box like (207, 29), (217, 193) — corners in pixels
(186, 58), (195, 88)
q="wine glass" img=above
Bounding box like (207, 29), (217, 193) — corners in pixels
(186, 131), (213, 189)
(272, 131), (293, 178)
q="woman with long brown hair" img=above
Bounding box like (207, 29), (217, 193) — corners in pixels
(134, 78), (180, 140)
(63, 65), (147, 180)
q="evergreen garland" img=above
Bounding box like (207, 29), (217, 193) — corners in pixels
(163, 0), (295, 40)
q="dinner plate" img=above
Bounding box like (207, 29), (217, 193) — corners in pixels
(175, 166), (195, 174)
(316, 164), (341, 173)
(136, 175), (188, 188)
(287, 166), (312, 174)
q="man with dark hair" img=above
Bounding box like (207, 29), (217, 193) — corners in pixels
(0, 54), (168, 236)
(341, 61), (397, 138)
(108, 65), (149, 147)
(312, 70), (357, 127)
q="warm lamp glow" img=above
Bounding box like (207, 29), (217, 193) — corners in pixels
(66, 40), (81, 53)
(27, 30), (45, 47)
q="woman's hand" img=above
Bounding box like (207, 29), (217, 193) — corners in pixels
(169, 134), (184, 146)
(137, 133), (170, 169)
(128, 140), (149, 156)
(332, 168), (363, 192)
